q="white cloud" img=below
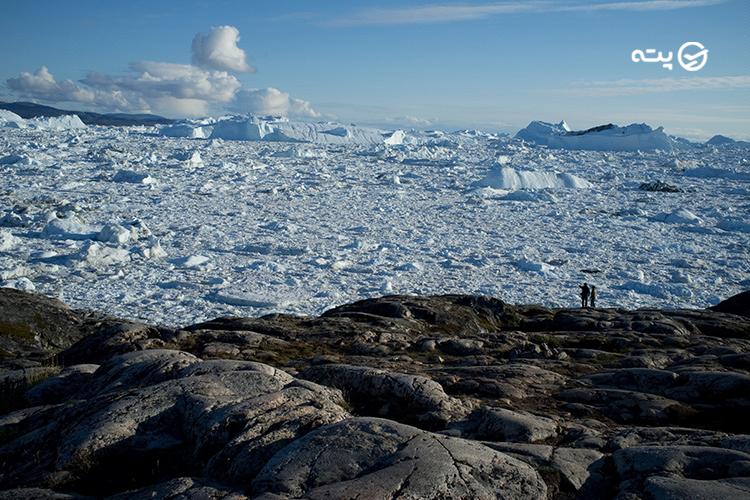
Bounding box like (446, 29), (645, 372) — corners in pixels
(192, 25), (256, 73)
(7, 66), (95, 103)
(6, 27), (320, 120)
(563, 75), (750, 96)
(122, 61), (241, 101)
(324, 0), (729, 26)
(289, 98), (322, 119)
(384, 115), (439, 127)
(233, 88), (321, 118)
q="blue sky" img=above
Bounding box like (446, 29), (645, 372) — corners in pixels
(1, 0), (748, 140)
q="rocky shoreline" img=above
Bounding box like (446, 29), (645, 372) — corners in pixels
(1, 288), (750, 499)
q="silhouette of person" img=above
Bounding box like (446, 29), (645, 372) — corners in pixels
(590, 286), (597, 308)
(579, 283), (590, 307)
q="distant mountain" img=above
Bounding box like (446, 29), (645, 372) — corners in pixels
(0, 101), (175, 127)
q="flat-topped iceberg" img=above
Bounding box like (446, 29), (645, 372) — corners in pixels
(548, 123), (673, 152)
(517, 121), (673, 152)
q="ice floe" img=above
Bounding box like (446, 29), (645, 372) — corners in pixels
(0, 115), (748, 325)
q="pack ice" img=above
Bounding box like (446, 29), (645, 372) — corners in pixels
(1, 112), (749, 327)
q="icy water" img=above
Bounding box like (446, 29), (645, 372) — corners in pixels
(1, 122), (749, 327)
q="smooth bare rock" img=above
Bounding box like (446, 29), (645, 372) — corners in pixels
(610, 427), (728, 450)
(644, 476), (750, 500)
(662, 308), (750, 339)
(551, 448), (606, 491)
(548, 309), (612, 331)
(614, 445), (750, 481)
(55, 370), (293, 470)
(60, 322), (168, 365)
(557, 387), (686, 423)
(202, 342), (241, 358)
(482, 442), (605, 492)
(24, 364), (100, 406)
(4, 291), (750, 499)
(0, 288), (88, 353)
(614, 349), (693, 369)
(203, 381), (350, 486)
(321, 294), (519, 333)
(437, 337), (485, 355)
(481, 442), (554, 466)
(711, 290), (750, 318)
(252, 417), (547, 500)
(0, 488), (95, 500)
(723, 435), (750, 454)
(664, 370), (750, 404)
(299, 364), (466, 429)
(179, 359), (288, 379)
(615, 311), (695, 336)
(82, 350), (201, 396)
(580, 368), (679, 395)
(476, 407), (558, 443)
(103, 477), (247, 500)
(0, 362), (295, 495)
(431, 363), (565, 399)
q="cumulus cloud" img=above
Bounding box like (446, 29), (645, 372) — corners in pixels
(6, 26), (321, 120)
(7, 66), (95, 103)
(123, 61), (241, 101)
(233, 87), (321, 118)
(192, 26), (256, 73)
(77, 62), (243, 117)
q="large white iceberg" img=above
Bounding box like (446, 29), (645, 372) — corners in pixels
(547, 123), (673, 152)
(515, 120), (571, 145)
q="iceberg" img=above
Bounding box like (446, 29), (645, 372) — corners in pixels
(472, 167), (592, 190)
(160, 114), (417, 145)
(515, 120), (571, 145)
(547, 123), (673, 152)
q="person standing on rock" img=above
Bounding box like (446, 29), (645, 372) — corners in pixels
(579, 283), (590, 307)
(590, 286), (597, 307)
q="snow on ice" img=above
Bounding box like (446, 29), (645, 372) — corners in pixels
(1, 113), (749, 326)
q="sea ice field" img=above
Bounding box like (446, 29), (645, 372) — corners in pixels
(1, 113), (749, 327)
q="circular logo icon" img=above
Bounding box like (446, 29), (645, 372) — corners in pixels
(678, 42), (708, 71)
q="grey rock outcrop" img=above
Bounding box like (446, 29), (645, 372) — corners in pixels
(1, 290), (750, 499)
(252, 417), (547, 500)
